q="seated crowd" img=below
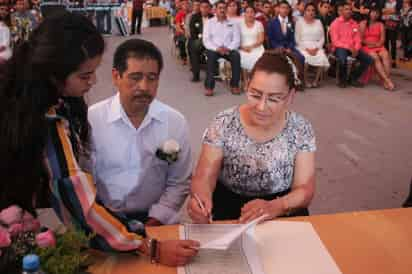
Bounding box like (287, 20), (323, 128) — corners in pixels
(171, 0), (412, 94)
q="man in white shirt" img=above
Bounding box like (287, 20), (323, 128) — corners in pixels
(88, 39), (192, 226)
(202, 0), (241, 96)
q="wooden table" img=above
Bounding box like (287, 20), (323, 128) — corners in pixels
(88, 208), (412, 274)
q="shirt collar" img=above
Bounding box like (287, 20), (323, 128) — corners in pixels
(107, 93), (165, 125)
(278, 15), (288, 23)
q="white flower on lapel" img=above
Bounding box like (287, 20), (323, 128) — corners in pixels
(353, 28), (358, 32)
(162, 140), (180, 154)
(287, 23), (292, 29)
(156, 139), (180, 164)
(195, 22), (200, 28)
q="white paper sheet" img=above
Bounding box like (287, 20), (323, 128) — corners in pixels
(178, 224), (266, 274)
(201, 215), (267, 250)
(253, 221), (342, 274)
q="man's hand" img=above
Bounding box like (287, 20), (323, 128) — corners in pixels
(217, 47), (226, 55)
(351, 49), (358, 58)
(145, 218), (163, 226)
(159, 240), (200, 266)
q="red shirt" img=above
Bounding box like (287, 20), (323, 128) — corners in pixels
(330, 16), (362, 51)
(175, 10), (186, 36)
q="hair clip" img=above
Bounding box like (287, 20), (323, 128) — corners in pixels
(284, 55), (301, 87)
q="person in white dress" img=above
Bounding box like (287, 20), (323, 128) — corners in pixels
(295, 3), (329, 88)
(239, 6), (265, 89)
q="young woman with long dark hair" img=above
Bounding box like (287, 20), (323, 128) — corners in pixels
(0, 12), (198, 267)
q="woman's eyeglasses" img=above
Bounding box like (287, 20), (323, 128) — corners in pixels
(246, 90), (291, 106)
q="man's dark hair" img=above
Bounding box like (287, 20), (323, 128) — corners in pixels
(200, 0), (211, 5)
(215, 0), (226, 7)
(113, 38), (164, 75)
(319, 0), (330, 7)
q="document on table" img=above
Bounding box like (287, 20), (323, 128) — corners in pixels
(178, 220), (342, 274)
(178, 223), (265, 274)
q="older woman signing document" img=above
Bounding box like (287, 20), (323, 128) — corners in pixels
(188, 51), (317, 224)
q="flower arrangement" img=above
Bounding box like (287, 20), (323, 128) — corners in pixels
(0, 205), (92, 274)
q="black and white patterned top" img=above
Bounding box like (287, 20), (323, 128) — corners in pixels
(203, 107), (316, 197)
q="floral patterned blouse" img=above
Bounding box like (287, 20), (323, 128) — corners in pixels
(203, 107), (316, 197)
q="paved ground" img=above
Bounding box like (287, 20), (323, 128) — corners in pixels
(85, 26), (412, 215)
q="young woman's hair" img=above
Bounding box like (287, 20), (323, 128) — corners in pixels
(0, 3), (11, 27)
(227, 0), (241, 15)
(0, 12), (104, 214)
(367, 6), (382, 27)
(304, 2), (318, 15)
(250, 50), (301, 90)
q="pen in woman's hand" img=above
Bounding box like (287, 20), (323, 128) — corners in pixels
(193, 193), (213, 223)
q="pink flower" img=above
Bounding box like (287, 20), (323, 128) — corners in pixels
(0, 226), (11, 248)
(0, 205), (23, 225)
(8, 223), (24, 236)
(22, 212), (40, 232)
(35, 230), (56, 248)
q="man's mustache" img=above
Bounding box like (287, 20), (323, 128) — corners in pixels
(133, 92), (153, 100)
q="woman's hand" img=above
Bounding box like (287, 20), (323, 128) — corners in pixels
(159, 240), (200, 266)
(187, 193), (213, 224)
(238, 199), (284, 224)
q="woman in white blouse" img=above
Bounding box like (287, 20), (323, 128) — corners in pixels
(295, 3), (329, 88)
(0, 4), (11, 63)
(239, 6), (265, 89)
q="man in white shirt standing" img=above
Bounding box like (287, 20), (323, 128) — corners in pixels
(88, 39), (192, 226)
(203, 0), (241, 96)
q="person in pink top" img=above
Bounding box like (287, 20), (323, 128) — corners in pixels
(360, 8), (395, 91)
(330, 3), (373, 88)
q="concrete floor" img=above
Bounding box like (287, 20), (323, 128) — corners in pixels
(84, 26), (412, 215)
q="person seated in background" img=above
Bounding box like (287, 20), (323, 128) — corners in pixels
(295, 3), (330, 88)
(174, 0), (189, 65)
(203, 0), (241, 96)
(226, 0), (242, 24)
(267, 1), (305, 66)
(10, 0), (38, 43)
(253, 0), (264, 17)
(239, 6), (265, 90)
(360, 7), (395, 91)
(317, 1), (335, 48)
(292, 0), (305, 21)
(240, 0), (248, 14)
(352, 0), (377, 22)
(88, 39), (193, 228)
(188, 0), (213, 82)
(0, 2), (11, 64)
(256, 1), (272, 48)
(185, 0), (198, 40)
(330, 2), (373, 88)
(188, 51), (316, 224)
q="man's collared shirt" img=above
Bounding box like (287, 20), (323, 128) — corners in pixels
(330, 16), (361, 51)
(88, 93), (192, 224)
(203, 16), (241, 51)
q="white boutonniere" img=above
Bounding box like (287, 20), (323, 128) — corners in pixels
(198, 33), (202, 39)
(156, 139), (180, 164)
(287, 23), (292, 29)
(195, 22), (200, 28)
(353, 28), (358, 32)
